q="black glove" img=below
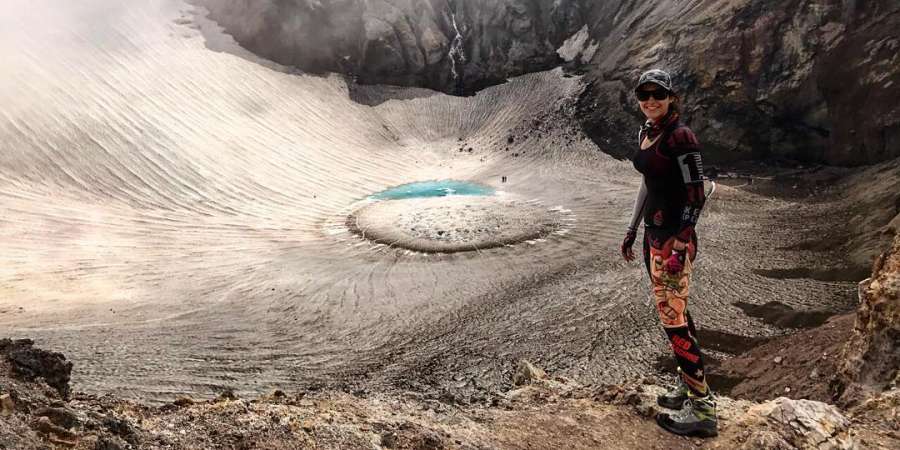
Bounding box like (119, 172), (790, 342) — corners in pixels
(621, 228), (637, 262)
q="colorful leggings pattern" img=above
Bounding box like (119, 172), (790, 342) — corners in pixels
(643, 232), (709, 397)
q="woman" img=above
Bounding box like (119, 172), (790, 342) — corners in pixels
(620, 69), (717, 438)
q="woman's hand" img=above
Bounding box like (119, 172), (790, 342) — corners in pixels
(621, 229), (637, 262)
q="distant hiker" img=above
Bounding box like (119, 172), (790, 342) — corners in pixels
(620, 69), (717, 437)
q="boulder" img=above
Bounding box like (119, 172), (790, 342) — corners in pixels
(0, 394), (13, 416)
(35, 406), (81, 430)
(511, 359), (546, 386)
(739, 430), (794, 450)
(760, 398), (852, 450)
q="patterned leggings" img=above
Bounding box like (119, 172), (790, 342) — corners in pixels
(643, 232), (710, 397)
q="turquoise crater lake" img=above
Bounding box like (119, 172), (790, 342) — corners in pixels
(371, 180), (495, 200)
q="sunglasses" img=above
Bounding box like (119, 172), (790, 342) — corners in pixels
(635, 90), (670, 101)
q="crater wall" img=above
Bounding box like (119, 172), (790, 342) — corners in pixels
(199, 0), (900, 166)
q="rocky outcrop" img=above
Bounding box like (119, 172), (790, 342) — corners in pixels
(193, 0), (366, 76)
(5, 348), (896, 450)
(446, 0), (584, 93)
(197, 0), (899, 166)
(734, 398), (853, 450)
(703, 396), (857, 450)
(195, 0), (581, 95)
(833, 233), (900, 405)
(511, 359), (547, 386)
(578, 0), (900, 166)
(0, 339), (72, 400)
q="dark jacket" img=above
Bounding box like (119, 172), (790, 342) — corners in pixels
(631, 113), (706, 244)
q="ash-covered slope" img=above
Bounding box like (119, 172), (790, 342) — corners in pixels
(200, 0), (900, 165)
(0, 0), (659, 401)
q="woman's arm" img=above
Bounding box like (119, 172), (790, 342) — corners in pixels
(668, 127), (706, 243)
(621, 178), (647, 261)
(628, 178), (648, 232)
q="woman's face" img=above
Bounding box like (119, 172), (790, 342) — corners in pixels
(636, 83), (672, 123)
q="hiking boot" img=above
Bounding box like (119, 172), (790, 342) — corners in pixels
(657, 380), (689, 409)
(656, 394), (718, 438)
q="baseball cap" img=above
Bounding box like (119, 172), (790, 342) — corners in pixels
(635, 69), (674, 93)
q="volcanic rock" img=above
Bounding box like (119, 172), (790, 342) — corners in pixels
(197, 0), (576, 96)
(34, 406), (80, 430)
(31, 415), (77, 442)
(833, 233), (900, 405)
(512, 360), (546, 386)
(0, 394), (13, 416)
(757, 398), (852, 450)
(0, 339), (73, 400)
